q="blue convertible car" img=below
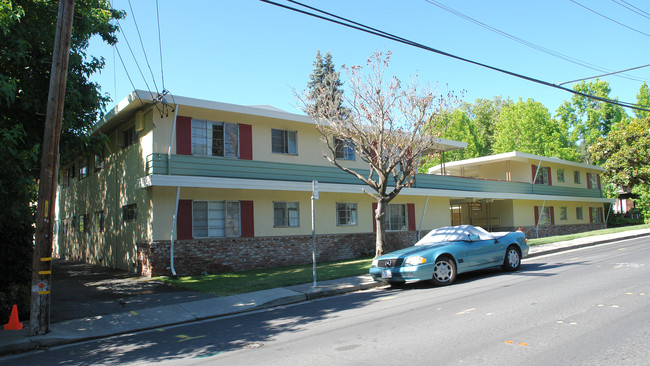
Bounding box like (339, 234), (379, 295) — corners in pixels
(369, 225), (529, 287)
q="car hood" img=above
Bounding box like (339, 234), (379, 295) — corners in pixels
(376, 242), (454, 259)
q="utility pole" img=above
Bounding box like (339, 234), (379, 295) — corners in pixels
(30, 0), (75, 336)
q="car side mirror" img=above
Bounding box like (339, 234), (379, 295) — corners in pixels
(468, 234), (480, 241)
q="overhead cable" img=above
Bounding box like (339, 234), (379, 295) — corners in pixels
(570, 0), (650, 38)
(425, 0), (643, 83)
(559, 64), (650, 85)
(262, 0), (650, 112)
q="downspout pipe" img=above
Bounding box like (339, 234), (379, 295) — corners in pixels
(168, 106), (179, 175)
(170, 186), (180, 277)
(535, 200), (546, 239)
(169, 107), (179, 277)
(418, 196), (430, 240)
(532, 159), (542, 194)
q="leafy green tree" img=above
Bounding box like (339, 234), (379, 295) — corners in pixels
(590, 118), (650, 190)
(463, 96), (509, 155)
(635, 82), (650, 120)
(556, 79), (628, 163)
(493, 98), (580, 160)
(0, 0), (122, 320)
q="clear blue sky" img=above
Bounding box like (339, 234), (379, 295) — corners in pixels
(88, 0), (650, 116)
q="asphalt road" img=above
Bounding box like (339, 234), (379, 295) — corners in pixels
(2, 237), (649, 366)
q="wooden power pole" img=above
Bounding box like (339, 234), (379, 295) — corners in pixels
(30, 0), (75, 336)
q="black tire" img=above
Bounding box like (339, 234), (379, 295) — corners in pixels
(430, 256), (456, 286)
(389, 281), (406, 289)
(502, 245), (521, 271)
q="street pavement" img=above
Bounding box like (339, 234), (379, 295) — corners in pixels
(1, 228), (649, 356)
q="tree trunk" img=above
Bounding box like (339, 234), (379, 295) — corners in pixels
(374, 199), (387, 257)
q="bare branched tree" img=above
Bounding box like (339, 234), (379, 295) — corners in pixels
(300, 51), (460, 256)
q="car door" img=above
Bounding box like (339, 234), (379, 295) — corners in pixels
(466, 238), (502, 268)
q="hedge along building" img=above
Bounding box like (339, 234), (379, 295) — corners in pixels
(53, 91), (612, 276)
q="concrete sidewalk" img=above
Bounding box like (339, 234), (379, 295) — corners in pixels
(1, 228), (649, 356)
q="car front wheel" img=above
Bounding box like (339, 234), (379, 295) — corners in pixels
(502, 245), (521, 271)
(431, 256), (456, 286)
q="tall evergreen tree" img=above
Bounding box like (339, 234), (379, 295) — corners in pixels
(305, 50), (348, 121)
(635, 81), (650, 120)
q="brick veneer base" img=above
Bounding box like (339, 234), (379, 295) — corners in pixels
(137, 223), (606, 277)
(138, 231), (418, 277)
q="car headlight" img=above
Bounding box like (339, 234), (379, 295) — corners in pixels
(404, 256), (426, 266)
(371, 259), (379, 267)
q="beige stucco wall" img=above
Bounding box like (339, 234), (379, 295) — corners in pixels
(150, 187), (451, 241)
(151, 106), (368, 170)
(54, 112), (153, 272)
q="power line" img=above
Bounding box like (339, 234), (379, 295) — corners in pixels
(115, 16), (155, 100)
(156, 0), (166, 90)
(113, 43), (146, 107)
(612, 0), (650, 20)
(424, 0), (644, 83)
(559, 63), (650, 85)
(264, 0), (650, 112)
(570, 0), (650, 38)
(127, 0), (160, 93)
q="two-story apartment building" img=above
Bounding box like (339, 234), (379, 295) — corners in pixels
(54, 90), (613, 276)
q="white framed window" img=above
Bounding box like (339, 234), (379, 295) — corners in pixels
(560, 207), (568, 221)
(274, 202), (299, 227)
(334, 138), (355, 160)
(590, 207), (603, 223)
(587, 173), (599, 189)
(576, 207), (584, 220)
(271, 129), (297, 154)
(336, 203), (358, 226)
(191, 119), (239, 158)
(386, 204), (407, 231)
(192, 201), (241, 238)
(535, 167), (549, 185)
(557, 169), (565, 183)
(538, 206), (551, 225)
(574, 171), (581, 184)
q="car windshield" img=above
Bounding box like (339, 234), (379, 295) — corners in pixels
(415, 225), (493, 245)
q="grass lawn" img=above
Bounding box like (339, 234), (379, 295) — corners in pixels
(159, 223), (650, 296)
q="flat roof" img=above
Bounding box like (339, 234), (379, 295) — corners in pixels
(428, 151), (604, 172)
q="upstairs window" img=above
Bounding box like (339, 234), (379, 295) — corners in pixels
(587, 173), (600, 189)
(334, 138), (355, 160)
(94, 152), (104, 171)
(122, 126), (137, 148)
(191, 119), (239, 158)
(79, 159), (88, 179)
(271, 129), (297, 154)
(534, 167), (550, 185)
(574, 171), (581, 184)
(557, 169), (565, 183)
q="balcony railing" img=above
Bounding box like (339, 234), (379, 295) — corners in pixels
(146, 153), (602, 198)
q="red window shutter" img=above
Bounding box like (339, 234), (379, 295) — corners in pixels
(177, 200), (193, 240)
(372, 202), (377, 232)
(239, 124), (253, 160)
(176, 116), (192, 155)
(534, 206), (539, 225)
(531, 165), (537, 183)
(407, 203), (416, 231)
(547, 167), (552, 186)
(240, 200), (255, 237)
(589, 207), (593, 223)
(597, 174), (601, 190)
(550, 206), (555, 225)
(587, 173), (592, 189)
